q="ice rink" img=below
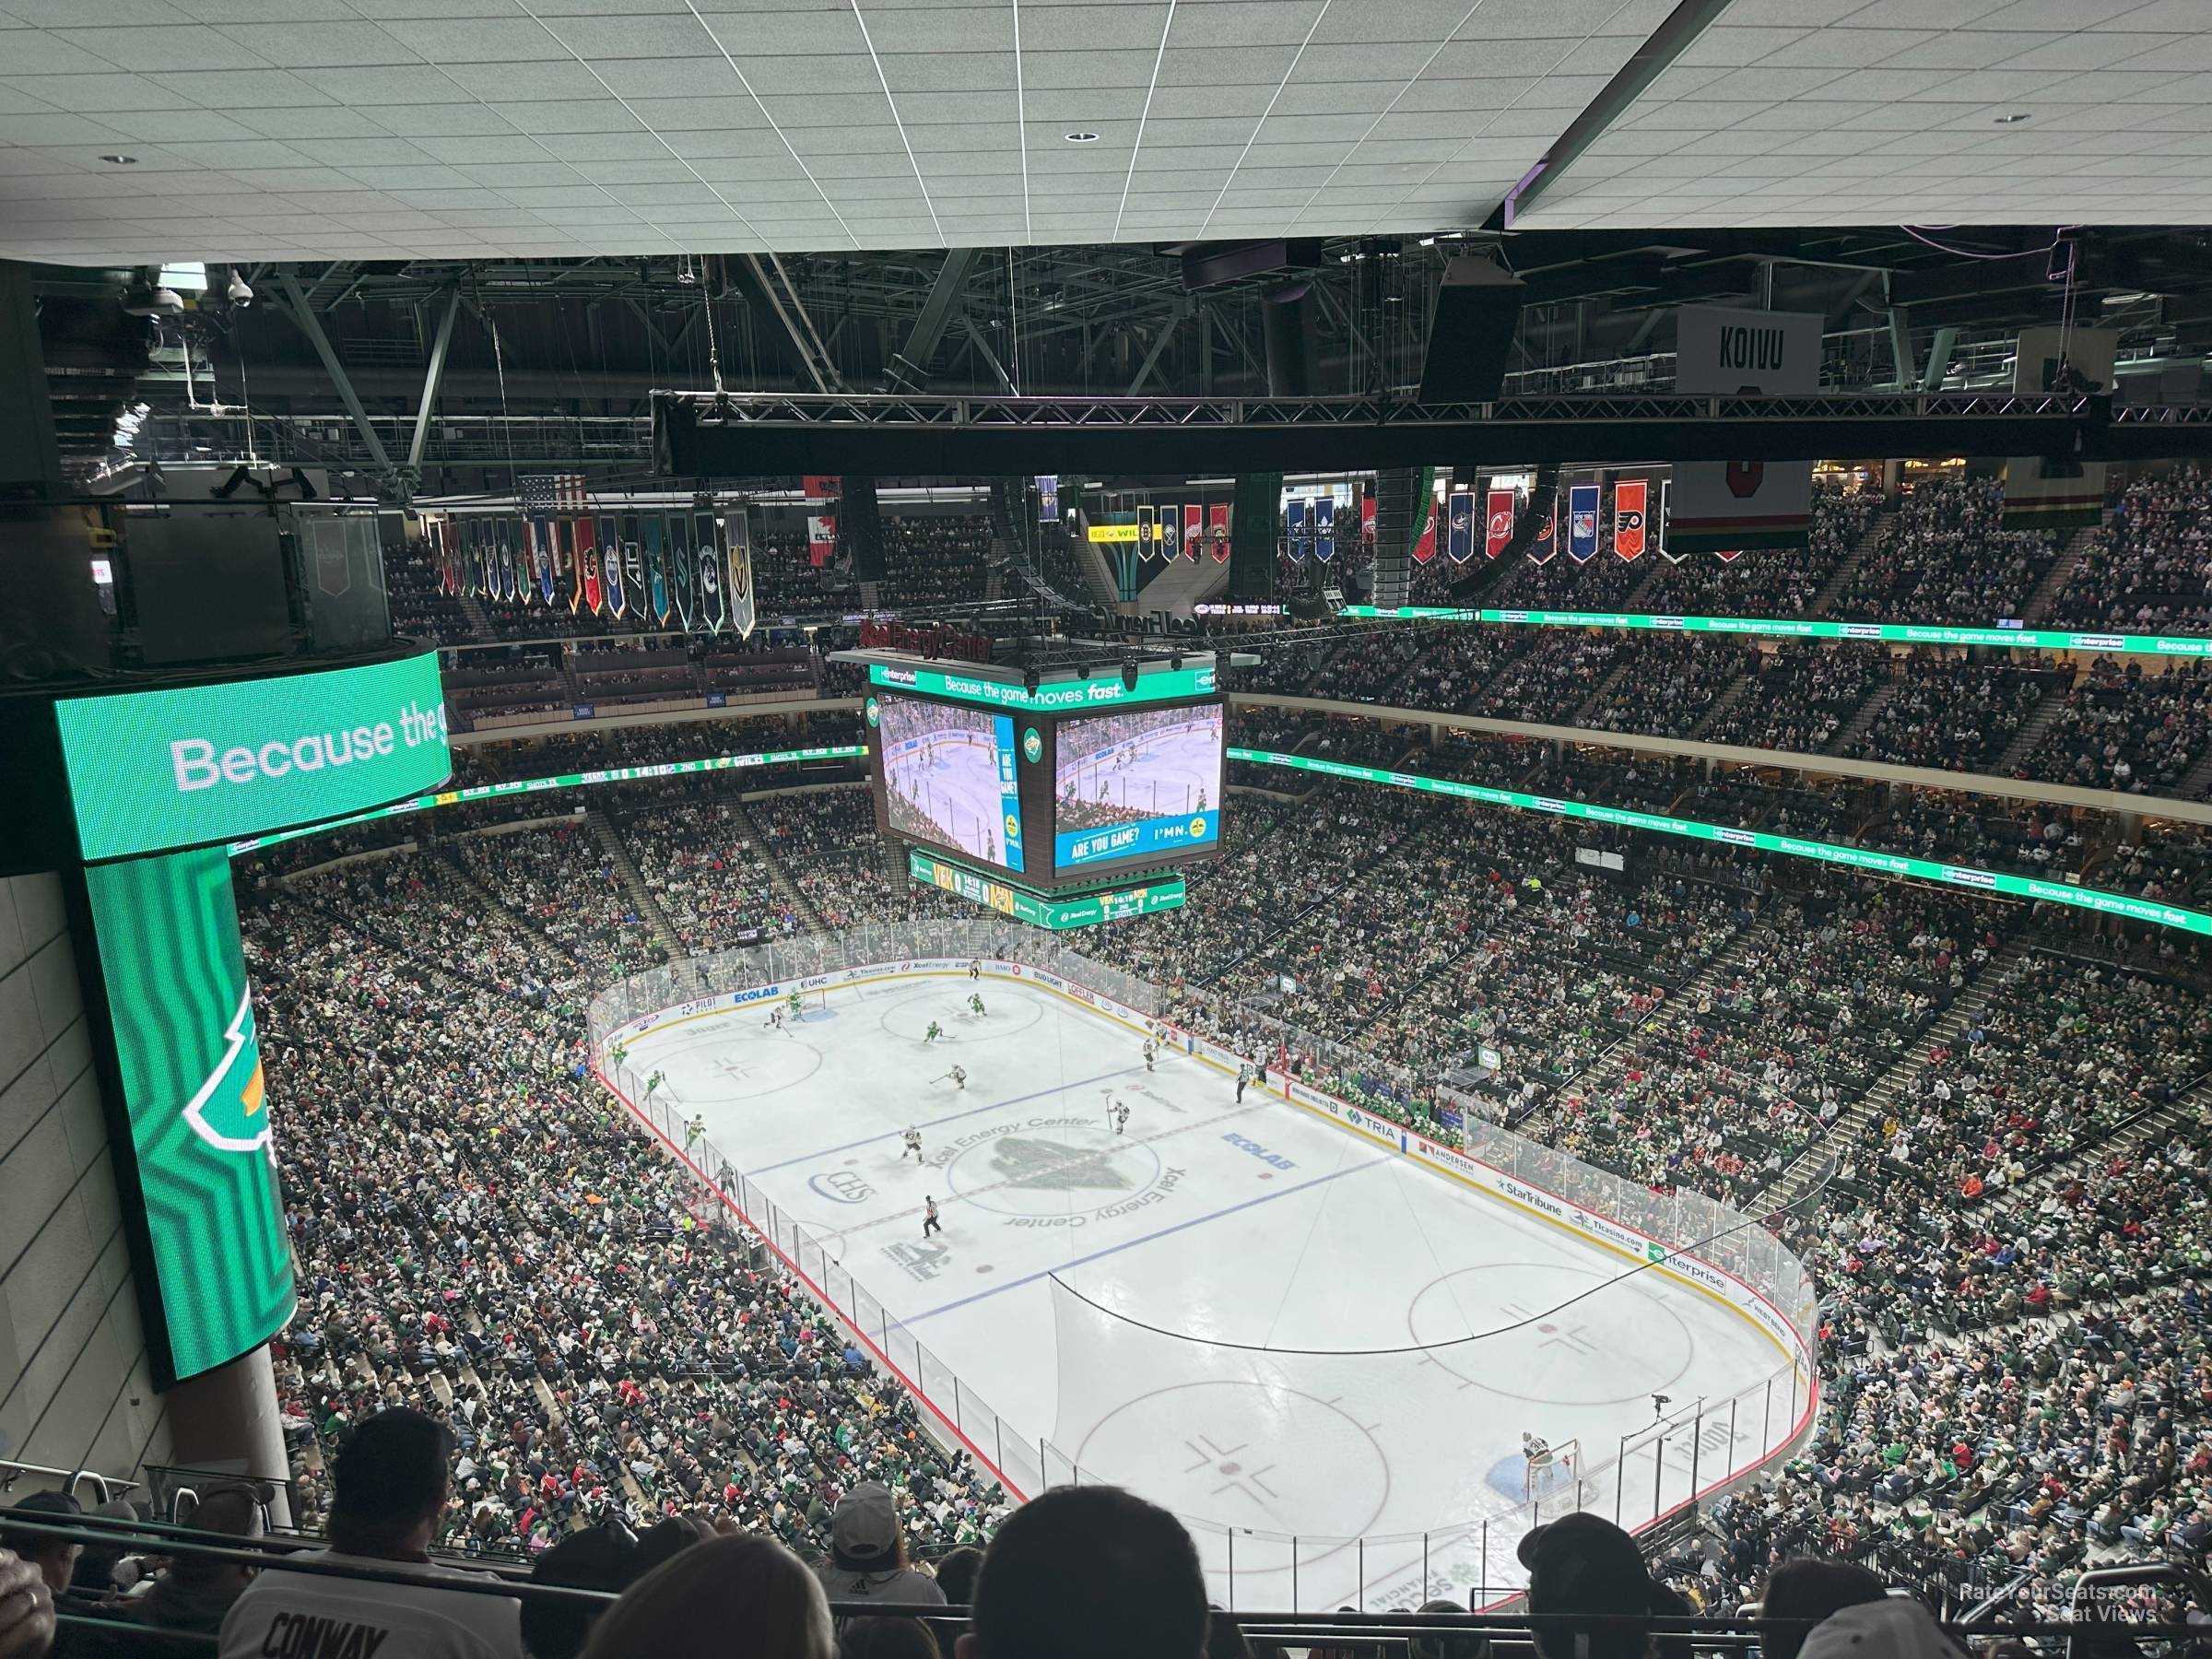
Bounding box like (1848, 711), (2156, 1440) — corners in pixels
(621, 969), (1798, 1608)
(1058, 723), (1219, 823)
(887, 732), (1014, 867)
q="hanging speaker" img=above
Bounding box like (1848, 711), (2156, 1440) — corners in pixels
(1418, 255), (1525, 404)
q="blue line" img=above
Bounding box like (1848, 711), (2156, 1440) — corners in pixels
(903, 1151), (1394, 1324)
(747, 1067), (1146, 1175)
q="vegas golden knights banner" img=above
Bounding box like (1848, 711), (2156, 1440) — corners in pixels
(725, 508), (757, 640)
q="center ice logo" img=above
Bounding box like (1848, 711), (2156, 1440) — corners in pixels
(183, 989), (271, 1154)
(990, 1135), (1135, 1192)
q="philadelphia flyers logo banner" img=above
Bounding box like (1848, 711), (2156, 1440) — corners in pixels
(1613, 479), (1647, 560)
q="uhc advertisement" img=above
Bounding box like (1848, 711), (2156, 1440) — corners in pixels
(56, 650), (452, 862)
(1053, 703), (1223, 873)
(85, 846), (296, 1382)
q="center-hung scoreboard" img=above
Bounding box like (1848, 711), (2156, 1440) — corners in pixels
(845, 653), (1227, 927)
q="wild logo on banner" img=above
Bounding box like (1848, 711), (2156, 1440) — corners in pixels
(1614, 479), (1648, 560)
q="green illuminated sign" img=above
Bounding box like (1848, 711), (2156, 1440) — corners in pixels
(1335, 606), (2212, 660)
(228, 744), (869, 855)
(86, 847), (296, 1382)
(58, 651), (453, 861)
(868, 663), (1218, 712)
(908, 848), (1185, 928)
(1229, 747), (2212, 937)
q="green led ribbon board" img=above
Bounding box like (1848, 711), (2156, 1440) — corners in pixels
(868, 662), (1218, 712)
(908, 848), (1185, 928)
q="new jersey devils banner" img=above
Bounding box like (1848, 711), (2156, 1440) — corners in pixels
(1614, 479), (1648, 560)
(1285, 497), (1308, 562)
(1313, 495), (1335, 562)
(1485, 488), (1515, 559)
(577, 517), (603, 614)
(1184, 503), (1204, 561)
(1569, 484), (1600, 562)
(1208, 502), (1230, 561)
(1445, 490), (1476, 563)
(725, 509), (757, 640)
(697, 513), (725, 634)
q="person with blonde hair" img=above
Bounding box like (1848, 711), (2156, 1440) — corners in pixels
(581, 1533), (832, 1659)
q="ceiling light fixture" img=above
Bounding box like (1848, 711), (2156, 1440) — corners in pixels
(1065, 131), (1099, 143)
(1994, 112), (2030, 124)
(100, 154), (137, 164)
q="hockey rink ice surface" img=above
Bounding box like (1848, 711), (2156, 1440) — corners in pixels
(1059, 724), (1219, 818)
(623, 971), (1794, 1608)
(889, 735), (1010, 866)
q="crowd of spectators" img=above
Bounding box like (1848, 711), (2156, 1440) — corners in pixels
(2046, 465), (2212, 635)
(1638, 487), (1882, 620)
(878, 516), (992, 608)
(1830, 480), (2060, 624)
(1841, 656), (2061, 775)
(2019, 660), (2212, 796)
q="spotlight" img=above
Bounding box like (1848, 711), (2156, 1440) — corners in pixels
(1994, 112), (2031, 124)
(124, 285), (184, 318)
(99, 154), (136, 165)
(1064, 131), (1100, 144)
(228, 269), (253, 307)
(1120, 661), (1138, 694)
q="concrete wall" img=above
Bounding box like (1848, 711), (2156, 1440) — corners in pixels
(0, 872), (171, 1485)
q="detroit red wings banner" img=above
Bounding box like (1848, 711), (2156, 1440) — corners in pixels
(1485, 488), (1514, 559)
(1614, 479), (1648, 560)
(1184, 503), (1204, 561)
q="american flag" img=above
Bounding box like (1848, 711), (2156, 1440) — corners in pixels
(520, 473), (589, 513)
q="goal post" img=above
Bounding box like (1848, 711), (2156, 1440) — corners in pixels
(1523, 1436), (1582, 1510)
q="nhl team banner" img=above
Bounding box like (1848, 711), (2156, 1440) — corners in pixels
(697, 513), (726, 635)
(1285, 496), (1308, 561)
(644, 516), (670, 625)
(667, 514), (694, 628)
(1184, 503), (1204, 561)
(1614, 479), (1648, 560)
(1445, 490), (1476, 563)
(1313, 495), (1335, 563)
(1529, 489), (1558, 563)
(622, 529), (644, 611)
(1568, 483), (1601, 562)
(1362, 494), (1377, 548)
(576, 518), (601, 613)
(1159, 503), (1181, 560)
(1485, 488), (1515, 559)
(1411, 469), (1439, 564)
(1208, 501), (1230, 561)
(602, 523), (626, 618)
(807, 514), (836, 569)
(1135, 504), (1159, 560)
(1657, 479), (1683, 562)
(532, 517), (555, 604)
(1036, 476), (1060, 523)
(726, 509), (757, 640)
(1670, 304), (1819, 553)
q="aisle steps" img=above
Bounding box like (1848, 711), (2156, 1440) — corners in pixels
(588, 809), (688, 959)
(732, 801), (829, 932)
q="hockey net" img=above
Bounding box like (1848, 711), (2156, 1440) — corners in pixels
(1524, 1437), (1583, 1518)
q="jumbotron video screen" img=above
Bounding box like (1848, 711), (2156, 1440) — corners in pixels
(1053, 703), (1223, 874)
(875, 691), (1026, 873)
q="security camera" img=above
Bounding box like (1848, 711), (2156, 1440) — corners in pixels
(228, 269), (253, 307)
(123, 285), (185, 318)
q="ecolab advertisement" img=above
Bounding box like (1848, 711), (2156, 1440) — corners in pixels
(58, 651), (453, 861)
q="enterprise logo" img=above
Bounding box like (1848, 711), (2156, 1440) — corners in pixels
(1717, 828), (1757, 846)
(1841, 623), (1883, 640)
(1946, 868), (1998, 889)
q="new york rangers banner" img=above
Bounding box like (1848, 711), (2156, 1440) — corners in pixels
(1208, 502), (1230, 561)
(1184, 503), (1204, 561)
(577, 518), (601, 613)
(1411, 470), (1439, 564)
(1313, 495), (1335, 563)
(644, 515), (670, 625)
(1445, 490), (1476, 563)
(1529, 490), (1558, 563)
(601, 520), (626, 618)
(807, 515), (836, 568)
(1158, 504), (1180, 560)
(667, 515), (694, 628)
(1670, 304), (1819, 552)
(697, 513), (725, 635)
(725, 509), (757, 641)
(1285, 496), (1308, 562)
(1485, 488), (1515, 559)
(1036, 476), (1060, 523)
(1614, 479), (1648, 560)
(1569, 483), (1601, 562)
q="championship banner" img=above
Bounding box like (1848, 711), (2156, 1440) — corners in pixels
(1184, 503), (1204, 560)
(1285, 496), (1308, 561)
(668, 514), (694, 628)
(697, 513), (725, 635)
(1529, 490), (1558, 563)
(2006, 325), (2114, 531)
(1614, 479), (1648, 560)
(577, 517), (602, 614)
(1485, 488), (1515, 559)
(1411, 470), (1439, 564)
(725, 509), (757, 640)
(1569, 483), (1601, 562)
(1208, 501), (1230, 561)
(644, 515), (670, 625)
(1159, 503), (1180, 559)
(807, 514), (836, 568)
(1313, 495), (1335, 562)
(1036, 476), (1060, 523)
(602, 524), (626, 618)
(1670, 304), (1819, 552)
(1137, 504), (1159, 559)
(622, 524), (644, 608)
(1445, 490), (1476, 563)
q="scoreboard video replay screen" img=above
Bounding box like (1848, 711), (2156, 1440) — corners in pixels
(868, 678), (1224, 889)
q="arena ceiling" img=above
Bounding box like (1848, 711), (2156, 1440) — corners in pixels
(6, 0), (2211, 268)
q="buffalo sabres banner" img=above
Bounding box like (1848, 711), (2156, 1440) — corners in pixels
(725, 508), (757, 640)
(2005, 324), (2114, 531)
(1529, 489), (1558, 563)
(1159, 503), (1181, 559)
(668, 515), (695, 628)
(1569, 483), (1601, 562)
(1313, 495), (1335, 562)
(1411, 470), (1439, 564)
(1184, 503), (1204, 561)
(644, 516), (670, 625)
(1036, 476), (1060, 523)
(1284, 497), (1308, 561)
(577, 517), (603, 614)
(1485, 488), (1515, 559)
(1445, 490), (1476, 563)
(1614, 479), (1648, 560)
(1670, 304), (1818, 552)
(1208, 501), (1230, 561)
(697, 512), (726, 634)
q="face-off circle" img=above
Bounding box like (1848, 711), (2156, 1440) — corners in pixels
(1406, 1262), (1696, 1405)
(877, 986), (1044, 1044)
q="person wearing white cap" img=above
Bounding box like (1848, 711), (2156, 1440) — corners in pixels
(812, 1483), (947, 1606)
